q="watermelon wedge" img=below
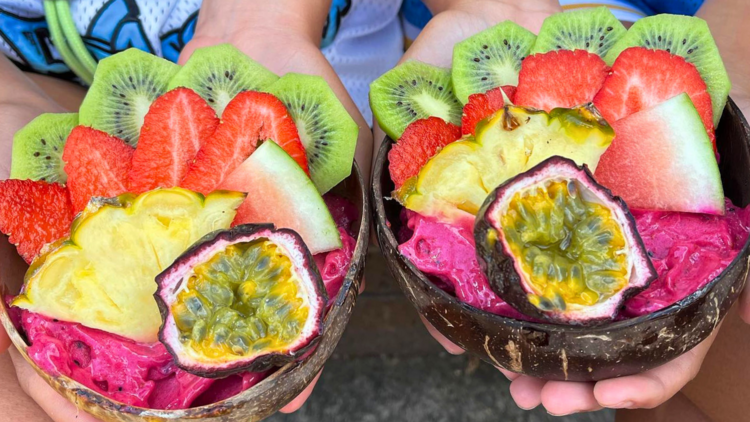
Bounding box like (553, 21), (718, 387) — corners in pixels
(594, 93), (724, 215)
(219, 141), (342, 254)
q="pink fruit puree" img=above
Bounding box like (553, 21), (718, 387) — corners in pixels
(400, 199), (750, 319)
(16, 195), (358, 409)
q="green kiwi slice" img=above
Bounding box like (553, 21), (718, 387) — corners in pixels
(168, 44), (279, 116)
(604, 14), (731, 127)
(78, 48), (181, 146)
(531, 7), (626, 57)
(268, 73), (358, 194)
(10, 113), (78, 183)
(451, 21), (537, 104)
(370, 60), (461, 140)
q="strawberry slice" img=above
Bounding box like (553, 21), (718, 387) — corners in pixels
(128, 88), (219, 193)
(515, 50), (609, 112)
(181, 91), (308, 194)
(0, 180), (73, 263)
(63, 126), (134, 213)
(593, 47), (715, 147)
(461, 86), (516, 136)
(389, 117), (461, 189)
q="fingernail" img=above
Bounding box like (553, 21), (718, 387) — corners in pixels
(608, 401), (634, 409)
(547, 410), (579, 416)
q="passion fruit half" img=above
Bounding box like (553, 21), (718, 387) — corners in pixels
(156, 224), (327, 378)
(474, 157), (657, 324)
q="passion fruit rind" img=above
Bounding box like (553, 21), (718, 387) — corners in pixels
(474, 156), (657, 325)
(155, 224), (327, 378)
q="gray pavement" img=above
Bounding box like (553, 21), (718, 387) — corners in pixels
(269, 247), (614, 422)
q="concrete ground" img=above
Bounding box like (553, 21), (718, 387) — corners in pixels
(269, 248), (614, 422)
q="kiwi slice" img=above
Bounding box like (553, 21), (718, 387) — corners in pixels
(370, 60), (461, 140)
(604, 14), (731, 127)
(168, 44), (279, 116)
(78, 48), (181, 146)
(10, 113), (78, 183)
(531, 7), (626, 57)
(451, 21), (537, 104)
(268, 73), (358, 194)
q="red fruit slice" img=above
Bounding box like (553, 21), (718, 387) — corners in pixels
(515, 50), (609, 112)
(388, 117), (461, 189)
(461, 86), (516, 136)
(128, 88), (219, 193)
(594, 93), (724, 215)
(63, 126), (134, 213)
(181, 91), (308, 195)
(593, 47), (715, 147)
(0, 180), (73, 263)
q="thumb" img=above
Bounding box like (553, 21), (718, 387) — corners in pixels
(176, 36), (225, 65)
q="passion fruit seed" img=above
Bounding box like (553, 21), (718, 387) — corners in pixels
(500, 180), (629, 310)
(172, 239), (309, 360)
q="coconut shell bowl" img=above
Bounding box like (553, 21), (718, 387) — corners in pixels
(0, 164), (369, 422)
(373, 99), (750, 382)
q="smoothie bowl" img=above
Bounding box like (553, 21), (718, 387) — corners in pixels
(371, 9), (750, 381)
(0, 45), (368, 421)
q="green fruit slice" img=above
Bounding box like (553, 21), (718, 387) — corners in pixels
(268, 73), (358, 194)
(11, 113), (78, 183)
(370, 60), (462, 140)
(452, 21), (537, 104)
(79, 48), (181, 146)
(168, 44), (279, 116)
(604, 14), (731, 127)
(531, 7), (627, 57)
(12, 188), (245, 342)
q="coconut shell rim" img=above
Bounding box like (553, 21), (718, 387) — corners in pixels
(0, 162), (370, 420)
(372, 100), (750, 335)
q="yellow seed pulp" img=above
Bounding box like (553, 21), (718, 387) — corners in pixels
(500, 180), (629, 310)
(172, 239), (309, 360)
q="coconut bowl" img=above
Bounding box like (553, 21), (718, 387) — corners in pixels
(0, 164), (369, 422)
(373, 98), (750, 382)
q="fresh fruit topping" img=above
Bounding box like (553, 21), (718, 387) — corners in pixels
(604, 14), (731, 127)
(128, 88), (219, 193)
(451, 21), (536, 104)
(515, 50), (609, 112)
(63, 126), (134, 214)
(168, 44), (279, 116)
(396, 105), (613, 227)
(155, 225), (326, 377)
(594, 93), (724, 215)
(11, 113), (78, 183)
(370, 60), (462, 140)
(0, 180), (73, 263)
(78, 48), (181, 146)
(389, 117), (461, 189)
(461, 86), (516, 136)
(219, 141), (341, 254)
(475, 157), (657, 324)
(594, 47), (715, 146)
(268, 73), (358, 193)
(531, 7), (627, 57)
(181, 91), (307, 195)
(12, 188), (245, 342)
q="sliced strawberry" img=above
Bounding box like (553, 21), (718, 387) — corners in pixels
(63, 126), (134, 213)
(389, 117), (462, 189)
(181, 91), (308, 195)
(461, 86), (516, 136)
(515, 50), (609, 112)
(128, 88), (219, 193)
(593, 47), (715, 148)
(0, 180), (73, 263)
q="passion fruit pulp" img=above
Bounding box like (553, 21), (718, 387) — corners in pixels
(156, 224), (327, 378)
(475, 157), (657, 324)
